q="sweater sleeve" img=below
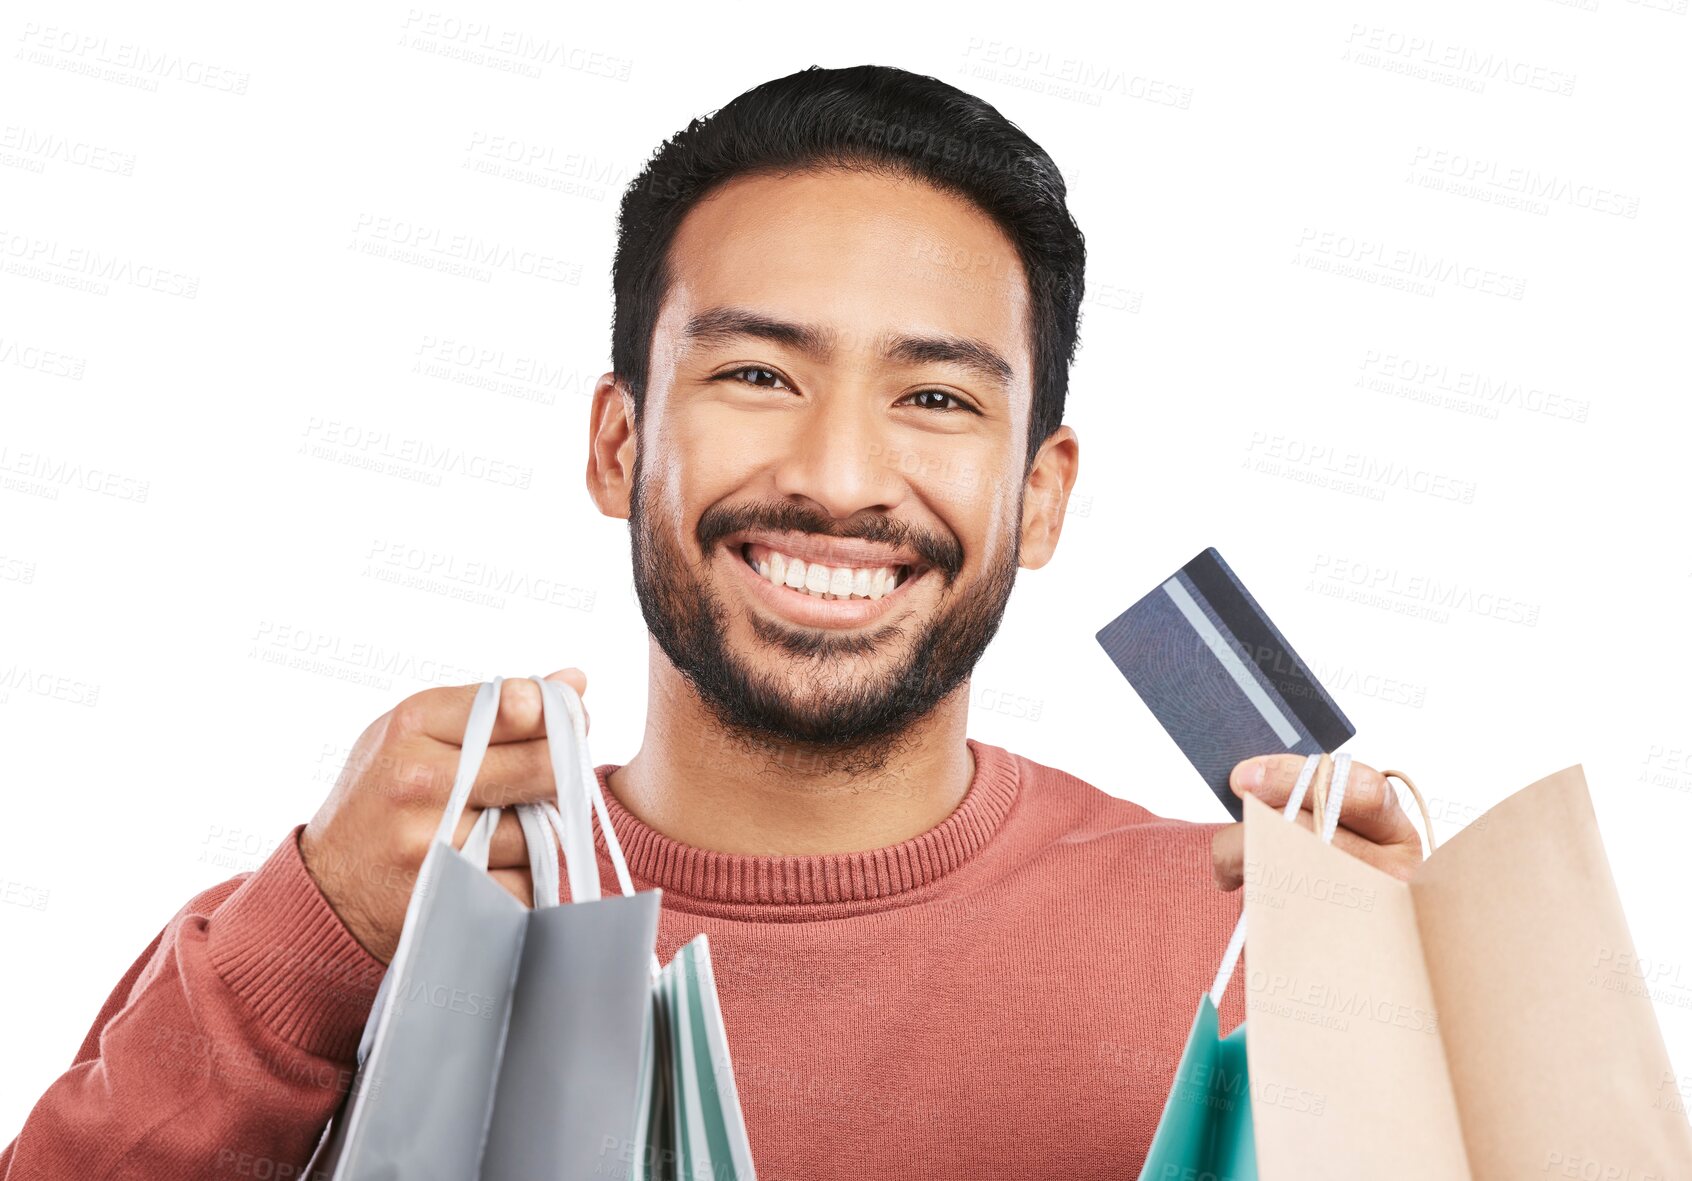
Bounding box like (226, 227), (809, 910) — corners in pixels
(0, 825), (386, 1181)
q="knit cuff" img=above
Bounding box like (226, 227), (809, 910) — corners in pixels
(207, 824), (386, 1062)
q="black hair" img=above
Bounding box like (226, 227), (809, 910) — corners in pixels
(611, 63), (1086, 475)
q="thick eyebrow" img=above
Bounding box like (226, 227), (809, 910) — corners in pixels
(682, 305), (1014, 394)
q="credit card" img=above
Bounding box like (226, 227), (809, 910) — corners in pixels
(1095, 547), (1355, 820)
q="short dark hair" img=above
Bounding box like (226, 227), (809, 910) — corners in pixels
(612, 64), (1087, 475)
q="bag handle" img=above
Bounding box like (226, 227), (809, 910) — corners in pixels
(428, 675), (617, 909)
(459, 803), (564, 910)
(1381, 769), (1439, 855)
(431, 677), (657, 974)
(1207, 752), (1350, 1008)
(515, 801), (563, 908)
(527, 675), (663, 979)
(531, 675), (598, 902)
(460, 804), (501, 867)
(1206, 753), (1441, 1008)
(528, 674), (639, 902)
(431, 677), (507, 850)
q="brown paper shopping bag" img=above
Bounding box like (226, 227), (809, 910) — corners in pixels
(1242, 763), (1692, 1179)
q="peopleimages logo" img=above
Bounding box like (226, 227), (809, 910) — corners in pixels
(0, 230), (200, 299)
(16, 23), (252, 94)
(350, 213), (581, 284)
(1295, 228), (1526, 300)
(1242, 860), (1377, 912)
(1342, 25), (1577, 97)
(400, 977), (502, 1020)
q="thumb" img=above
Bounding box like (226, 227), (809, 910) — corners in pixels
(1211, 822), (1244, 891)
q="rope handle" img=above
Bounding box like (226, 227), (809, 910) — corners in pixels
(1381, 768), (1439, 855)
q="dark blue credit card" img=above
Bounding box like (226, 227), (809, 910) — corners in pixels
(1095, 547), (1355, 820)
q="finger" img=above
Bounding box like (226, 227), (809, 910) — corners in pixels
(445, 804), (554, 870)
(452, 733), (591, 829)
(487, 866), (536, 908)
(1216, 798), (1421, 888)
(1229, 754), (1319, 813)
(399, 669), (589, 745)
(466, 738), (572, 811)
(1211, 823), (1244, 890)
(445, 803), (566, 881)
(448, 804), (516, 857)
(1326, 761), (1421, 849)
(1231, 755), (1420, 851)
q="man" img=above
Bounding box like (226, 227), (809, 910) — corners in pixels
(1, 65), (1425, 1178)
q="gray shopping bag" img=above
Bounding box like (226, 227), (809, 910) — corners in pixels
(308, 676), (663, 1180)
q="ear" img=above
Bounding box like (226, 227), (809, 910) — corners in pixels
(587, 372), (637, 519)
(1018, 425), (1079, 570)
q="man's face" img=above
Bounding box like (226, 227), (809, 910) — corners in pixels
(624, 167), (1041, 769)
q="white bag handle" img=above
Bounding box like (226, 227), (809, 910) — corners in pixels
(527, 675), (664, 978)
(459, 804), (564, 911)
(427, 676), (658, 975)
(428, 675), (605, 910)
(460, 804), (501, 867)
(431, 677), (507, 849)
(1207, 752), (1352, 1008)
(514, 801), (562, 910)
(528, 674), (639, 902)
(531, 674), (597, 902)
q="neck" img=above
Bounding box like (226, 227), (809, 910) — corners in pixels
(606, 638), (976, 856)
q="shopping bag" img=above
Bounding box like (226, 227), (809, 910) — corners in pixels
(630, 929), (758, 1181)
(1136, 751), (1361, 1181)
(306, 675), (757, 1180)
(1243, 761), (1692, 1178)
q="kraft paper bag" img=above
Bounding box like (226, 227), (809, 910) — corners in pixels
(307, 676), (757, 1180)
(1243, 762), (1692, 1179)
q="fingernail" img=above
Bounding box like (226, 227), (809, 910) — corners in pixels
(1234, 757), (1268, 794)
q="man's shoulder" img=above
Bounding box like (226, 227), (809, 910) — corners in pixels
(969, 739), (1234, 926)
(974, 737), (1228, 847)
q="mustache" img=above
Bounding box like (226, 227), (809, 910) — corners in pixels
(697, 499), (964, 582)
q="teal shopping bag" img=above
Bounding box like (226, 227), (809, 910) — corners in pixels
(630, 932), (757, 1181)
(1137, 995), (1256, 1181)
(1135, 753), (1352, 1181)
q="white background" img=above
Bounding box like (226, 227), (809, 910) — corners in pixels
(3, 0), (1690, 1142)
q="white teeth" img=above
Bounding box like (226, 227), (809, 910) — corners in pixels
(745, 544), (910, 602)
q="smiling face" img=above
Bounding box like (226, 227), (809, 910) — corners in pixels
(594, 165), (1076, 770)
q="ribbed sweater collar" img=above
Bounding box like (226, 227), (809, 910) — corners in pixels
(589, 737), (1021, 910)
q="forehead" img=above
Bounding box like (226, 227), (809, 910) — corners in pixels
(654, 168), (1032, 384)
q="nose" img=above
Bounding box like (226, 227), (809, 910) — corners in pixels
(769, 388), (906, 520)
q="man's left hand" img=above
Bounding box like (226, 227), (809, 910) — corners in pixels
(1210, 754), (1425, 890)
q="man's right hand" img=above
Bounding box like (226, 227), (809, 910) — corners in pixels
(299, 669), (590, 964)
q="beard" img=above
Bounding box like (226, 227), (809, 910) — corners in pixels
(626, 447), (1021, 776)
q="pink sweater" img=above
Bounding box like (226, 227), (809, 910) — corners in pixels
(1, 738), (1242, 1179)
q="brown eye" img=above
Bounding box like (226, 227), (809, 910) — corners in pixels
(900, 389), (977, 414)
(717, 366), (790, 390)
